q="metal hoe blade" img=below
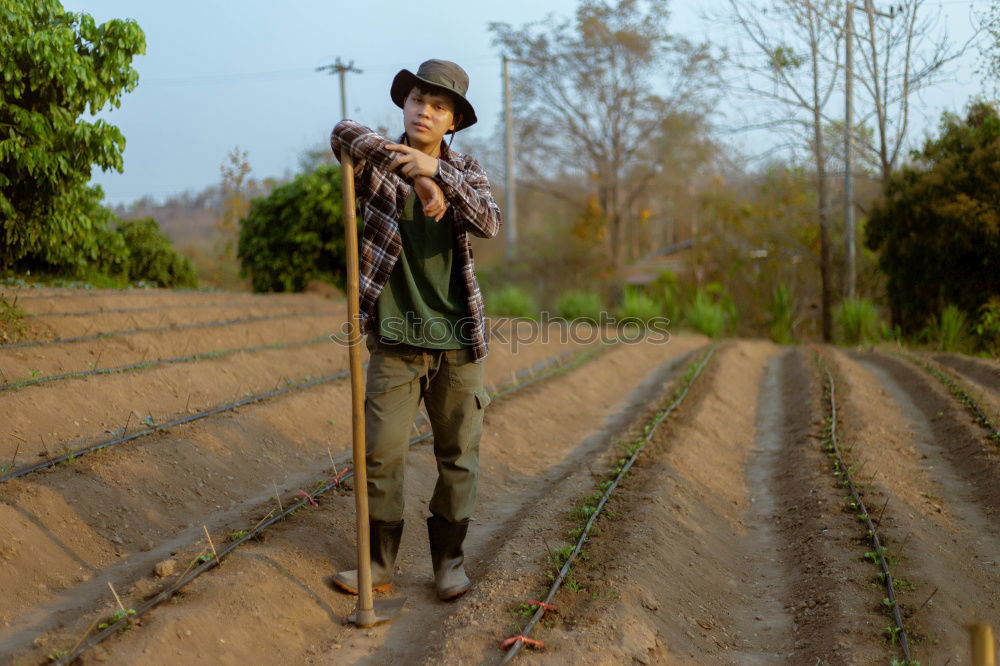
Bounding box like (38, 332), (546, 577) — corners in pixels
(348, 596), (408, 627)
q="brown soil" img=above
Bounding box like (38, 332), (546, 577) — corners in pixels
(3, 287), (999, 666)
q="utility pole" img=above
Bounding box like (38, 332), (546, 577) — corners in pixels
(502, 55), (535, 263)
(317, 58), (363, 120)
(843, 1), (895, 299)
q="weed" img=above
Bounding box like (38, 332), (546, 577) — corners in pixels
(617, 287), (662, 325)
(30, 369), (41, 379)
(224, 529), (249, 543)
(767, 284), (796, 344)
(487, 285), (538, 319)
(98, 607), (136, 632)
(684, 288), (731, 338)
(0, 296), (28, 343)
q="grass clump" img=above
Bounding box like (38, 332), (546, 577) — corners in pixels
(684, 286), (735, 338)
(616, 287), (661, 325)
(487, 285), (538, 319)
(555, 289), (604, 321)
(767, 284), (796, 344)
(835, 298), (881, 345)
(0, 296), (28, 344)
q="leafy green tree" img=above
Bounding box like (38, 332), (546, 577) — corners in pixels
(866, 101), (1000, 336)
(0, 0), (145, 273)
(116, 218), (198, 288)
(237, 165), (346, 293)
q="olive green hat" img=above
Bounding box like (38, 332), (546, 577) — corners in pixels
(390, 59), (477, 133)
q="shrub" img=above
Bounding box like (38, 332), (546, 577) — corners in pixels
(116, 218), (198, 288)
(488, 285), (538, 319)
(767, 284), (796, 344)
(835, 298), (881, 345)
(238, 165), (346, 293)
(555, 289), (605, 321)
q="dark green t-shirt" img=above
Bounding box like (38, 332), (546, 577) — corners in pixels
(376, 190), (470, 349)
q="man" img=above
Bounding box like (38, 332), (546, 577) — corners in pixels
(328, 59), (501, 601)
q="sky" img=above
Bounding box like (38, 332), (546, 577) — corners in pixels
(63, 0), (992, 206)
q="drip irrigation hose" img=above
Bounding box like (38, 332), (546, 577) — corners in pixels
(501, 344), (717, 664)
(0, 334), (330, 392)
(0, 310), (337, 351)
(30, 298), (310, 318)
(816, 352), (912, 664)
(896, 352), (1000, 441)
(53, 336), (625, 665)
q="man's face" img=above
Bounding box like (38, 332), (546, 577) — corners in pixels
(403, 86), (458, 147)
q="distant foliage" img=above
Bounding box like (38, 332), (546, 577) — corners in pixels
(555, 289), (605, 321)
(116, 218), (198, 288)
(487, 285), (538, 319)
(834, 298), (882, 345)
(922, 304), (971, 353)
(0, 0), (146, 274)
(237, 165), (346, 293)
(866, 102), (1000, 339)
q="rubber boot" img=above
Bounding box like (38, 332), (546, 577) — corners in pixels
(328, 520), (403, 595)
(427, 515), (471, 600)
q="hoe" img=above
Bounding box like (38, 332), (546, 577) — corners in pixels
(340, 149), (407, 627)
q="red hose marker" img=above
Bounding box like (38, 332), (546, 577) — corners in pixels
(500, 635), (544, 649)
(526, 599), (556, 611)
(296, 489), (319, 506)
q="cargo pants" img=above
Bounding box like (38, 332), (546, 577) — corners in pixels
(364, 334), (491, 524)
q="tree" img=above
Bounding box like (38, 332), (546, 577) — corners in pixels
(489, 0), (717, 271)
(237, 165), (347, 293)
(116, 218), (198, 288)
(980, 0), (1000, 89)
(717, 0), (844, 341)
(865, 101), (1000, 335)
(0, 0), (145, 273)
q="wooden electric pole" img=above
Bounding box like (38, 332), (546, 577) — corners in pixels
(502, 55), (535, 263)
(317, 58), (363, 120)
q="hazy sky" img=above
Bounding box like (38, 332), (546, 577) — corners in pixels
(64, 0), (991, 206)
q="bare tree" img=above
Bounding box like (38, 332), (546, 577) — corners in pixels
(851, 0), (979, 186)
(715, 0), (844, 341)
(489, 0), (717, 271)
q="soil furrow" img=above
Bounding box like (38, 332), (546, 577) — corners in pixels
(831, 349), (1000, 662)
(14, 336), (705, 665)
(0, 333), (617, 660)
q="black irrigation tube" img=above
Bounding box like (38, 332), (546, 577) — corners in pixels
(896, 352), (1000, 442)
(816, 352), (912, 665)
(0, 334), (331, 392)
(53, 337), (625, 665)
(30, 299), (305, 318)
(501, 344), (717, 664)
(0, 339), (608, 484)
(0, 310), (337, 350)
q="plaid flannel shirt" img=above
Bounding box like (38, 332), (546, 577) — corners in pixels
(330, 120), (502, 362)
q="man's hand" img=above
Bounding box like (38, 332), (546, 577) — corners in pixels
(413, 176), (448, 221)
(386, 143), (439, 179)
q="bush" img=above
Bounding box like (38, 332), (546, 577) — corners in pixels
(647, 270), (682, 326)
(238, 165), (346, 293)
(555, 289), (605, 321)
(767, 284), (796, 344)
(487, 285), (538, 318)
(116, 218), (198, 288)
(835, 298), (881, 345)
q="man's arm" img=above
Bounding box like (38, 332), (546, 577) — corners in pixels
(435, 156), (502, 239)
(329, 120), (398, 173)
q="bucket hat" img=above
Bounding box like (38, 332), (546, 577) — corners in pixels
(390, 59), (477, 133)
